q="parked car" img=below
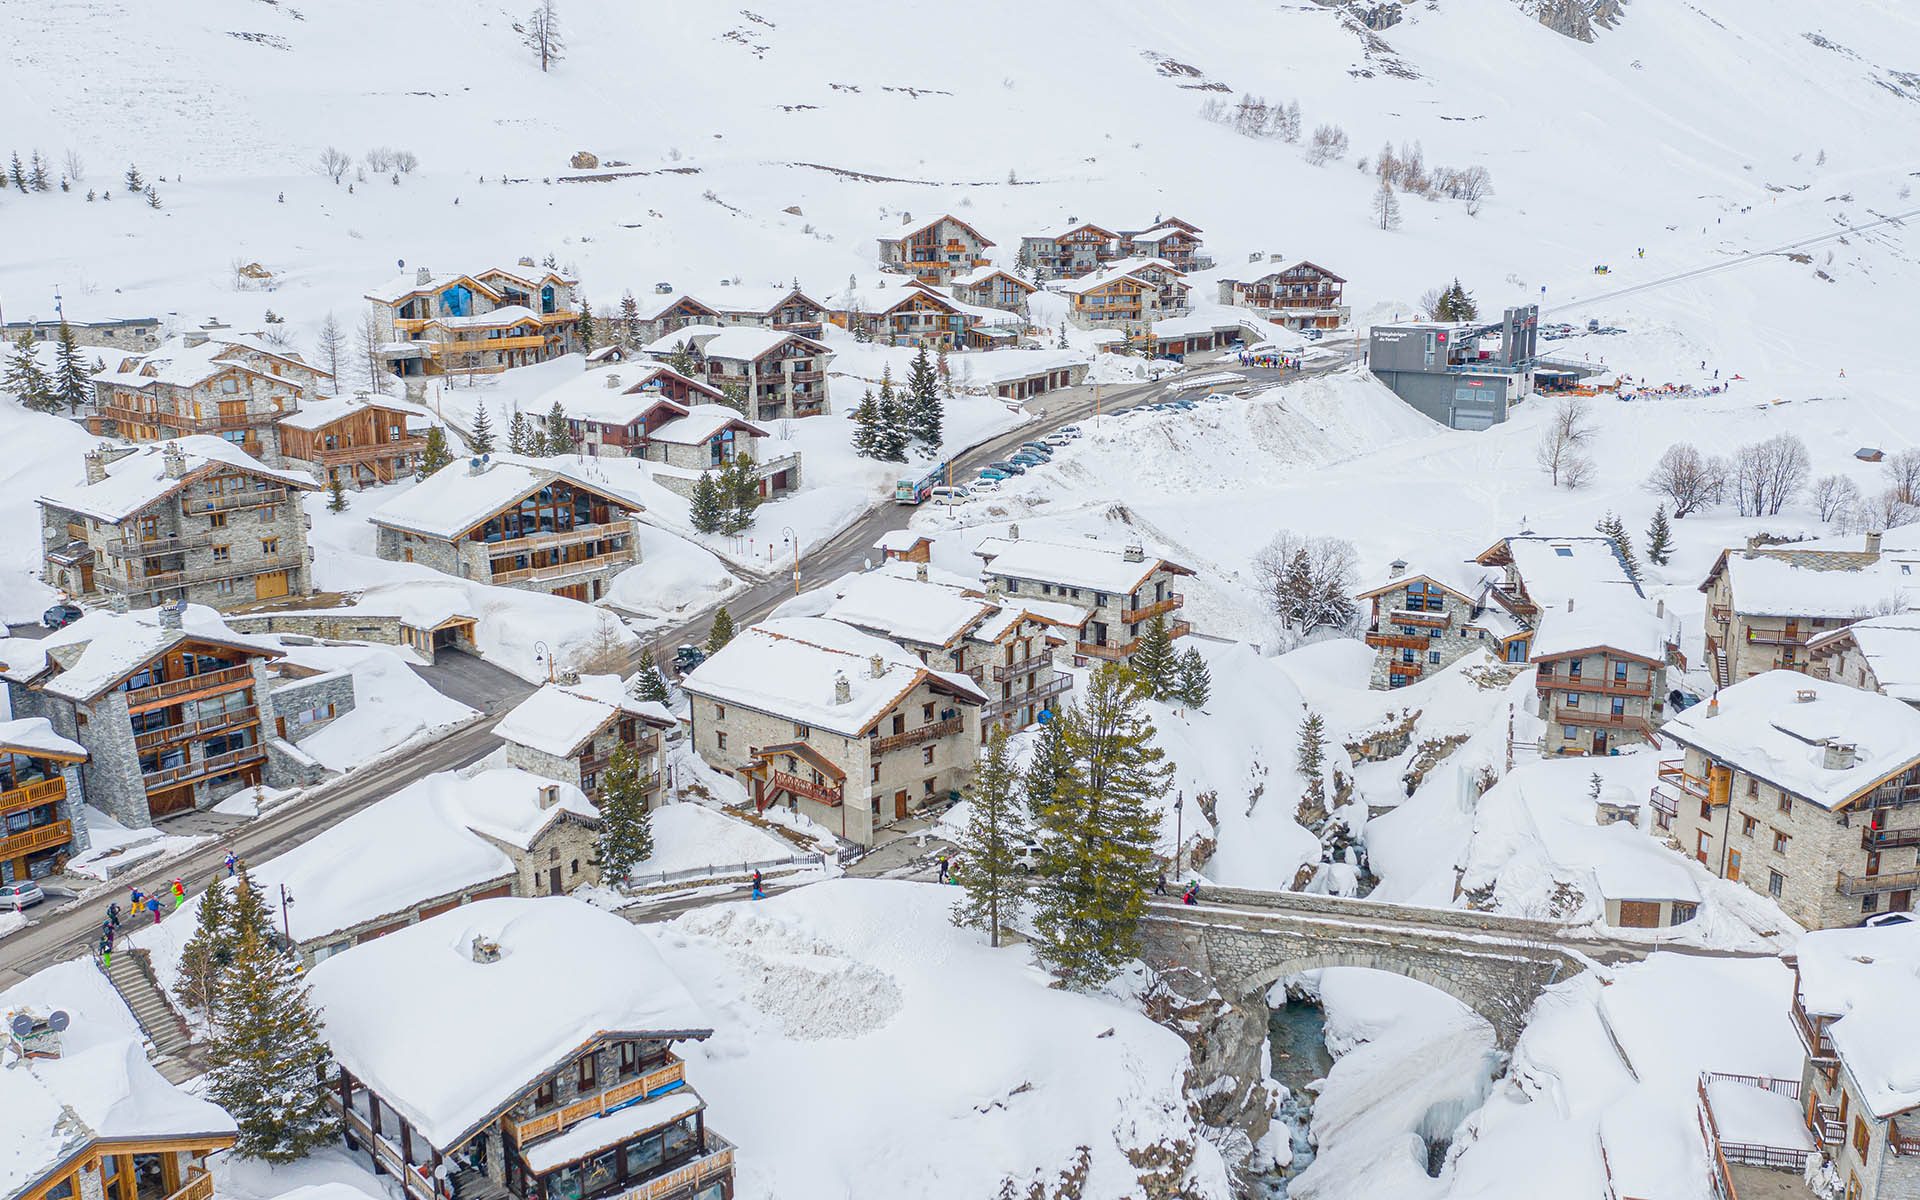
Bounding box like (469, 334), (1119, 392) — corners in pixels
(1861, 911), (1915, 928)
(1018, 441), (1054, 456)
(1041, 432), (1075, 447)
(673, 644), (707, 676)
(972, 474), (1003, 492)
(988, 460), (1026, 475)
(929, 485), (971, 503)
(1057, 425), (1082, 437)
(0, 880), (46, 912)
(976, 468), (1009, 482)
(42, 603), (82, 631)
(1010, 452), (1048, 467)
(1201, 392), (1235, 404)
(1009, 840), (1043, 875)
(1168, 399), (1197, 411)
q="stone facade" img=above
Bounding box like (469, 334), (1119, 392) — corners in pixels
(4, 316), (162, 351)
(501, 721), (665, 808)
(1360, 574), (1509, 689)
(1533, 649), (1666, 756)
(986, 558), (1189, 667)
(87, 335), (324, 463)
(1802, 1047), (1920, 1200)
(224, 610), (478, 666)
(373, 514), (641, 603)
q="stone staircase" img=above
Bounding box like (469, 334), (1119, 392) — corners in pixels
(102, 949), (198, 1083)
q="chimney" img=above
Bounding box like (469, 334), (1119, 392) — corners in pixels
(1389, 559), (1407, 578)
(1123, 544), (1145, 563)
(84, 445), (111, 485)
(416, 266), (433, 286)
(556, 668), (581, 686)
(915, 562), (929, 582)
(605, 373), (621, 389)
(1795, 688), (1818, 704)
(1706, 696), (1719, 718)
(833, 672), (851, 704)
(161, 442), (187, 480)
(868, 654), (887, 680)
(1867, 531), (1883, 556)
(470, 935), (501, 964)
(1007, 523), (1019, 541)
(157, 599), (185, 631)
(109, 592), (129, 615)
(537, 783), (560, 810)
(182, 330), (209, 349)
(1822, 741), (1858, 770)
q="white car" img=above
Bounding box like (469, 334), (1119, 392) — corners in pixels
(970, 476), (1002, 492)
(1201, 392), (1235, 403)
(929, 485), (971, 503)
(0, 880), (46, 912)
(1009, 840), (1043, 874)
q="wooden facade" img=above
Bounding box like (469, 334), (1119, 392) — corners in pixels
(465, 480), (638, 601)
(877, 216), (995, 285)
(0, 742), (86, 881)
(278, 402), (427, 487)
(1225, 262), (1348, 331)
(15, 1137), (231, 1200)
(120, 640), (276, 818)
(1018, 224), (1119, 280)
(833, 290), (972, 349)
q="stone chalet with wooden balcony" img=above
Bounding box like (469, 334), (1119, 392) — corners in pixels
(1018, 222), (1121, 281)
(1355, 560), (1529, 689)
(949, 266), (1038, 315)
(0, 963), (237, 1200)
(1657, 671), (1920, 930)
(1059, 258), (1192, 331)
(1117, 218), (1209, 272)
(369, 454), (647, 604)
(496, 675), (674, 810)
(1808, 613), (1920, 709)
(631, 287), (828, 347)
(228, 766), (604, 967)
(542, 361), (727, 457)
(277, 396), (434, 489)
(681, 617), (986, 847)
(1218, 261), (1350, 332)
(0, 718), (90, 885)
(0, 604), (354, 830)
(972, 532), (1194, 668)
(86, 331), (328, 464)
(1787, 922), (1920, 1200)
(826, 281), (995, 351)
(876, 214), (995, 285)
(39, 438), (318, 611)
(640, 325), (833, 421)
(1699, 530), (1919, 690)
(365, 265), (581, 380)
(822, 564), (1077, 737)
(307, 898), (735, 1200)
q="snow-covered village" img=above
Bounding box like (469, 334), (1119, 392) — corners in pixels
(2, 2), (1919, 1198)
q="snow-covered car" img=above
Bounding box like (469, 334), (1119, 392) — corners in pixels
(0, 880), (45, 912)
(1056, 425), (1082, 437)
(1861, 911), (1914, 928)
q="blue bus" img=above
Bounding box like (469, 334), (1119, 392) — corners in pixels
(894, 462), (950, 505)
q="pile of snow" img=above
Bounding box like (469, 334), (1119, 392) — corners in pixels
(636, 804), (800, 878)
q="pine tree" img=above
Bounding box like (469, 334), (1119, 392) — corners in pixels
(225, 863), (276, 947)
(52, 322), (90, 412)
(719, 453), (760, 534)
(1435, 278), (1478, 322)
(873, 366), (908, 463)
(850, 387), (881, 459)
(1023, 715), (1074, 815)
(507, 410), (534, 455)
(904, 344), (943, 454)
(1176, 646), (1211, 708)
(666, 339), (697, 378)
(951, 727), (1030, 948)
(419, 425), (454, 475)
(704, 606), (735, 655)
(470, 402), (495, 453)
(4, 332), (56, 412)
(176, 876), (233, 1017)
(688, 472), (724, 534)
(205, 918), (337, 1162)
(1128, 615), (1178, 701)
(1646, 503), (1674, 567)
(326, 475), (348, 512)
(543, 401), (573, 456)
(124, 164), (144, 192)
(719, 381), (750, 417)
(630, 655), (671, 704)
(28, 151), (50, 192)
(8, 153), (26, 193)
(592, 745), (655, 885)
(1297, 711), (1326, 780)
(145, 185), (161, 209)
(577, 297), (596, 352)
(935, 343), (953, 399)
(1030, 665), (1172, 989)
(1595, 510), (1640, 580)
(618, 291), (641, 350)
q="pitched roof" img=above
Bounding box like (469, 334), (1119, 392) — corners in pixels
(1808, 613), (1920, 703)
(973, 536), (1193, 595)
(91, 334), (324, 391)
(695, 286), (824, 317)
(277, 395), (435, 433)
(0, 605), (281, 701)
(1794, 922), (1920, 1118)
(645, 404), (768, 447)
(1033, 222), (1117, 242)
(495, 675), (673, 758)
(1057, 258), (1181, 297)
(886, 214), (994, 248)
(534, 361), (722, 424)
(367, 452), (647, 540)
(39, 436), (317, 524)
(0, 717), (87, 761)
(823, 571), (999, 648)
(950, 266), (1036, 292)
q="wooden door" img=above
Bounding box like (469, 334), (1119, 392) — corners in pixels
(1616, 900), (1661, 928)
(1727, 848), (1743, 882)
(147, 784), (196, 819)
(894, 790), (909, 820)
(254, 570), (289, 600)
(548, 866), (562, 895)
(1892, 890), (1913, 913)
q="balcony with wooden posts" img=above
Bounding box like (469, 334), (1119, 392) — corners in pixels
(992, 649), (1054, 682)
(0, 777), (66, 818)
(985, 673), (1071, 719)
(769, 770), (842, 807)
(1836, 866), (1920, 897)
(1810, 1104), (1842, 1146)
(141, 745), (266, 791)
(1122, 593), (1184, 624)
(872, 717), (963, 754)
(184, 486), (288, 514)
(101, 549), (305, 595)
(1862, 825), (1920, 850)
(1365, 629), (1430, 652)
(163, 1169), (215, 1200)
(1551, 707), (1657, 739)
(501, 1058), (687, 1143)
(577, 735), (661, 780)
(134, 705), (260, 754)
(1745, 624), (1810, 647)
(1893, 1118), (1920, 1157)
(1385, 607), (1448, 629)
(1535, 671), (1655, 699)
(479, 521), (633, 558)
(1648, 787), (1678, 820)
(427, 334), (545, 359)
(1792, 996), (1835, 1059)
(312, 436), (427, 467)
(112, 532), (214, 560)
(489, 544), (635, 586)
(126, 664), (256, 709)
(0, 819), (72, 860)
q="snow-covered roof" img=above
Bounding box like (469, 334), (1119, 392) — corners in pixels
(0, 605), (280, 701)
(681, 616), (986, 737)
(1490, 534), (1671, 662)
(949, 265), (1034, 291)
(1, 960), (235, 1199)
(824, 572), (998, 648)
(1125, 224), (1190, 245)
(0, 717), (86, 760)
(276, 395), (434, 433)
(974, 535), (1191, 596)
(1057, 260), (1160, 297)
(1501, 534), (1643, 606)
(428, 305), (541, 331)
(1810, 613), (1920, 703)
(495, 675), (672, 758)
(643, 324), (826, 363)
(368, 452), (647, 540)
(883, 214), (993, 246)
(697, 286), (821, 317)
(1719, 550), (1918, 618)
(307, 897), (707, 1151)
(644, 404), (768, 447)
(1794, 921), (1920, 1117)
(872, 530), (933, 554)
(1032, 221), (1116, 242)
(535, 361), (719, 424)
(90, 334), (316, 391)
(365, 266), (572, 306)
(233, 767), (596, 947)
(1663, 671), (1920, 810)
(1355, 563), (1499, 605)
(40, 436), (317, 524)
(522, 1090), (703, 1174)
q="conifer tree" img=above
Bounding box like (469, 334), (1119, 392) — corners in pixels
(326, 475), (348, 512)
(176, 876), (233, 1017)
(666, 340), (697, 378)
(226, 863), (276, 947)
(52, 322), (90, 412)
(719, 453), (760, 534)
(507, 410), (534, 455)
(544, 401), (573, 456)
(1595, 510), (1640, 579)
(8, 152), (26, 193)
(577, 297), (596, 352)
(630, 655), (671, 704)
(124, 163), (143, 192)
(719, 380), (750, 417)
(951, 727), (1030, 948)
(704, 605), (735, 655)
(419, 425), (454, 475)
(1297, 711), (1326, 780)
(469, 402), (495, 454)
(1176, 646), (1212, 708)
(935, 343), (953, 399)
(688, 472), (724, 534)
(28, 151), (49, 192)
(873, 366), (908, 463)
(1646, 503), (1674, 567)
(850, 387), (882, 459)
(1031, 665), (1172, 989)
(1128, 615), (1178, 701)
(904, 344), (943, 454)
(205, 918), (336, 1162)
(592, 745), (655, 885)
(4, 332), (56, 412)
(617, 291), (641, 350)
(1023, 714), (1074, 815)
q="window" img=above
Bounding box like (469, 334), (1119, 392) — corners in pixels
(1741, 814), (1758, 836)
(533, 1078), (556, 1109)
(794, 723), (810, 740)
(1778, 793), (1793, 816)
(869, 762), (880, 784)
(1768, 870), (1785, 898)
(1428, 651), (1441, 664)
(1564, 692), (1580, 708)
(714, 703), (726, 720)
(714, 731), (726, 751)
(1613, 662), (1628, 682)
(922, 703), (934, 722)
(1563, 725), (1577, 740)
(1554, 547), (1573, 557)
(1610, 698), (1626, 716)
(1701, 800), (1713, 820)
(581, 1151), (618, 1196)
(922, 746), (934, 766)
(1773, 830), (1790, 854)
(260, 506), (277, 522)
(215, 579), (235, 597)
(1854, 1116), (1870, 1160)
(577, 1053), (597, 1090)
(211, 544), (231, 563)
(624, 1132), (664, 1177)
(209, 512), (227, 529)
(617, 1042), (638, 1077)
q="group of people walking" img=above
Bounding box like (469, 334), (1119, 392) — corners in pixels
(95, 850), (240, 965)
(1236, 350), (1303, 371)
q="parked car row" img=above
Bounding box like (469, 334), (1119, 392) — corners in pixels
(975, 427), (1079, 491)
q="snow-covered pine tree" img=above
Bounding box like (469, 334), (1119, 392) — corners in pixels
(951, 727), (1030, 948)
(1176, 646), (1212, 708)
(592, 745), (654, 886)
(630, 655), (671, 704)
(688, 472), (724, 534)
(124, 163), (143, 192)
(469, 402), (495, 453)
(205, 916), (337, 1162)
(850, 388), (881, 459)
(8, 153), (26, 193)
(704, 606), (735, 655)
(175, 875), (233, 1017)
(665, 339), (697, 378)
(1297, 711), (1326, 780)
(1595, 510), (1640, 579)
(53, 323), (90, 412)
(418, 426), (454, 476)
(28, 151), (50, 192)
(904, 344), (943, 454)
(874, 366), (909, 463)
(543, 401), (572, 455)
(507, 410), (534, 455)
(4, 332), (56, 412)
(577, 297), (596, 351)
(1030, 665), (1172, 989)
(1646, 503), (1673, 566)
(326, 476), (348, 513)
(618, 292), (641, 350)
(1128, 615), (1178, 701)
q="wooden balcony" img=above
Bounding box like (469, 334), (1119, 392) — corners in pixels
(140, 745), (266, 790)
(1122, 593), (1184, 624)
(872, 717), (962, 754)
(1792, 998), (1835, 1059)
(479, 521), (632, 559)
(312, 437), (426, 466)
(113, 532), (214, 559)
(786, 368), (824, 383)
(984, 673), (1070, 720)
(1385, 607), (1448, 629)
(126, 664), (256, 708)
(1551, 707), (1656, 739)
(134, 705), (260, 753)
(992, 649), (1053, 682)
(0, 777), (66, 817)
(769, 769), (841, 806)
(1365, 630), (1430, 652)
(1810, 1104), (1842, 1146)
(1836, 867), (1920, 897)
(162, 1170), (214, 1200)
(184, 486), (288, 514)
(502, 1059), (686, 1143)
(1537, 674), (1654, 699)
(489, 545), (635, 586)
(1893, 1117), (1920, 1157)
(1648, 787), (1678, 819)
(0, 819), (73, 860)
(1745, 626), (1809, 647)
(428, 334), (545, 358)
(1077, 638), (1136, 662)
(1862, 825), (1920, 850)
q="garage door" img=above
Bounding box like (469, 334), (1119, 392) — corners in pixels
(1616, 900), (1661, 928)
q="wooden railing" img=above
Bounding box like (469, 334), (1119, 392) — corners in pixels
(163, 1170), (214, 1200)
(428, 334), (545, 358)
(1810, 1104), (1842, 1146)
(1552, 707), (1655, 737)
(769, 770), (841, 806)
(141, 745), (266, 790)
(479, 521), (632, 558)
(1364, 630), (1429, 652)
(1836, 867), (1920, 896)
(1862, 826), (1920, 849)
(1536, 674), (1654, 699)
(872, 717), (962, 754)
(627, 1145), (733, 1200)
(113, 532), (214, 559)
(1122, 593), (1184, 624)
(0, 820), (72, 859)
(0, 778), (66, 815)
(125, 665), (255, 708)
(312, 438), (425, 466)
(1792, 998), (1834, 1059)
(1893, 1117), (1920, 1156)
(502, 1059), (685, 1143)
(1385, 607), (1448, 628)
(992, 649), (1053, 682)
(134, 705), (260, 753)
(490, 546), (634, 586)
(1078, 638), (1137, 662)
(984, 673), (1070, 719)
(185, 486), (288, 514)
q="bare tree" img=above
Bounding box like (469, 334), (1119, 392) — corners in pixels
(392, 149), (419, 174)
(1811, 473), (1861, 524)
(1884, 448), (1920, 507)
(1643, 442), (1727, 517)
(1733, 433), (1809, 517)
(574, 611), (631, 674)
(1536, 395), (1596, 488)
(523, 0), (565, 72)
(1253, 531), (1361, 646)
(358, 311), (388, 394)
(1456, 165), (1494, 216)
(1371, 180), (1402, 230)
(1418, 287), (1445, 320)
(1863, 487), (1918, 534)
(1305, 123), (1349, 166)
(62, 149), (85, 184)
(314, 312), (346, 394)
(318, 146), (351, 183)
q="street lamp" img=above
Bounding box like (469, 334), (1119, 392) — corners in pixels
(781, 526), (800, 595)
(532, 639), (552, 683)
(279, 884), (295, 946)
